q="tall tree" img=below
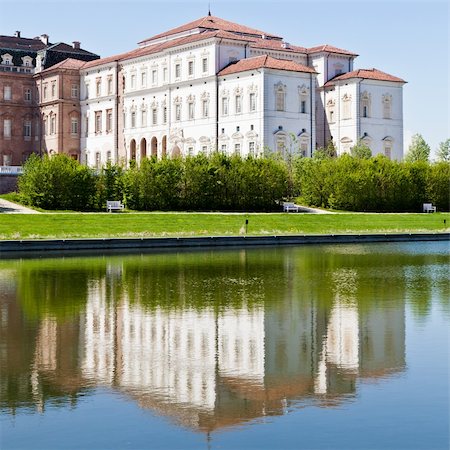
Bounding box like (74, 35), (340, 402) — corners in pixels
(350, 140), (372, 159)
(405, 134), (431, 162)
(436, 138), (450, 162)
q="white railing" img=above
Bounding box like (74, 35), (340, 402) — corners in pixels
(0, 166), (24, 175)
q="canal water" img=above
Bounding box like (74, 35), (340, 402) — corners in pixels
(0, 242), (449, 449)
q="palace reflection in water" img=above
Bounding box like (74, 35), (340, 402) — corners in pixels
(3, 243), (443, 433)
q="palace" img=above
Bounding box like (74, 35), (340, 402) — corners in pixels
(0, 15), (406, 167)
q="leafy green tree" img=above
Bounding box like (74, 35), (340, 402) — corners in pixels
(436, 138), (450, 162)
(405, 133), (430, 162)
(350, 141), (372, 159)
(313, 140), (337, 159)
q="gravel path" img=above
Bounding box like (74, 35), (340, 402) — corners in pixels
(0, 198), (40, 214)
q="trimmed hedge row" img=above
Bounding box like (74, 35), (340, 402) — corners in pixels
(294, 155), (450, 212)
(18, 153), (450, 212)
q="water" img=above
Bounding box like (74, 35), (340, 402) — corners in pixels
(0, 242), (449, 450)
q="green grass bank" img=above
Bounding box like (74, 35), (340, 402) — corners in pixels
(1, 212), (449, 240)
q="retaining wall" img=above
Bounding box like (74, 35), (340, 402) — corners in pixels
(0, 233), (448, 255)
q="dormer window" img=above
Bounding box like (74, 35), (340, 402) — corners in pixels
(1, 54), (13, 65)
(22, 56), (33, 67)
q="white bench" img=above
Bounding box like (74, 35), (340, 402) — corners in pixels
(106, 200), (125, 212)
(423, 203), (437, 213)
(283, 202), (300, 213)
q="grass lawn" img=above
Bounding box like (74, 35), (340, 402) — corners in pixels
(0, 212), (449, 240)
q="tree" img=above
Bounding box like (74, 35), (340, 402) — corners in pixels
(405, 134), (430, 162)
(313, 140), (337, 159)
(350, 140), (372, 159)
(436, 138), (450, 162)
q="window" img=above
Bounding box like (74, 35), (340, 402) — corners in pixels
(84, 84), (88, 99)
(188, 102), (194, 120)
(107, 77), (113, 95)
(1, 54), (13, 65)
(342, 94), (351, 119)
(249, 93), (256, 112)
(221, 144), (227, 152)
(95, 111), (102, 133)
(141, 109), (147, 127)
(71, 117), (78, 135)
(23, 120), (31, 141)
(202, 58), (208, 73)
(107, 151), (112, 163)
(70, 84), (78, 99)
(95, 152), (101, 170)
(96, 79), (101, 97)
(276, 85), (285, 111)
(163, 106), (167, 124)
(235, 95), (242, 114)
(163, 67), (168, 82)
(106, 109), (113, 132)
(361, 92), (371, 118)
(202, 100), (209, 118)
(384, 145), (392, 159)
(276, 137), (286, 154)
(50, 115), (56, 135)
(130, 74), (136, 89)
(300, 141), (308, 156)
(175, 63), (181, 79)
(152, 70), (157, 85)
(24, 88), (32, 102)
(175, 104), (181, 121)
(43, 85), (48, 100)
(383, 94), (392, 119)
(4, 86), (11, 101)
(187, 147), (194, 155)
(43, 117), (48, 135)
(152, 108), (157, 125)
(222, 97), (228, 116)
(248, 141), (255, 155)
(51, 83), (56, 98)
(141, 71), (147, 87)
(301, 100), (307, 114)
(188, 61), (194, 76)
(131, 111), (136, 128)
(202, 145), (208, 153)
(3, 119), (12, 138)
(234, 143), (241, 155)
(85, 115), (89, 136)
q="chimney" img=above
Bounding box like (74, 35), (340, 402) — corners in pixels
(14, 31), (21, 38)
(73, 41), (81, 50)
(40, 34), (49, 45)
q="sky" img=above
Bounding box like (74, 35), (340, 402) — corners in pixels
(2, 0), (449, 157)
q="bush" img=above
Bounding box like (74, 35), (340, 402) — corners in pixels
(19, 154), (96, 210)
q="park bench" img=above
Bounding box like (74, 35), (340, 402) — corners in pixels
(106, 200), (125, 212)
(423, 203), (437, 213)
(283, 202), (300, 213)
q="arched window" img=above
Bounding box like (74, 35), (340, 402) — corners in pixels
(383, 137), (394, 159)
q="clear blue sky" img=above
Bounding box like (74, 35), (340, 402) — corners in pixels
(3, 0), (449, 157)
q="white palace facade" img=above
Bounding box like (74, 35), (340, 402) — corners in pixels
(77, 15), (405, 166)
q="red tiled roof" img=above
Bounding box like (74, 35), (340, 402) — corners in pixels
(82, 50), (132, 69)
(307, 44), (358, 56)
(218, 55), (316, 76)
(39, 58), (88, 73)
(324, 68), (406, 86)
(138, 15), (282, 44)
